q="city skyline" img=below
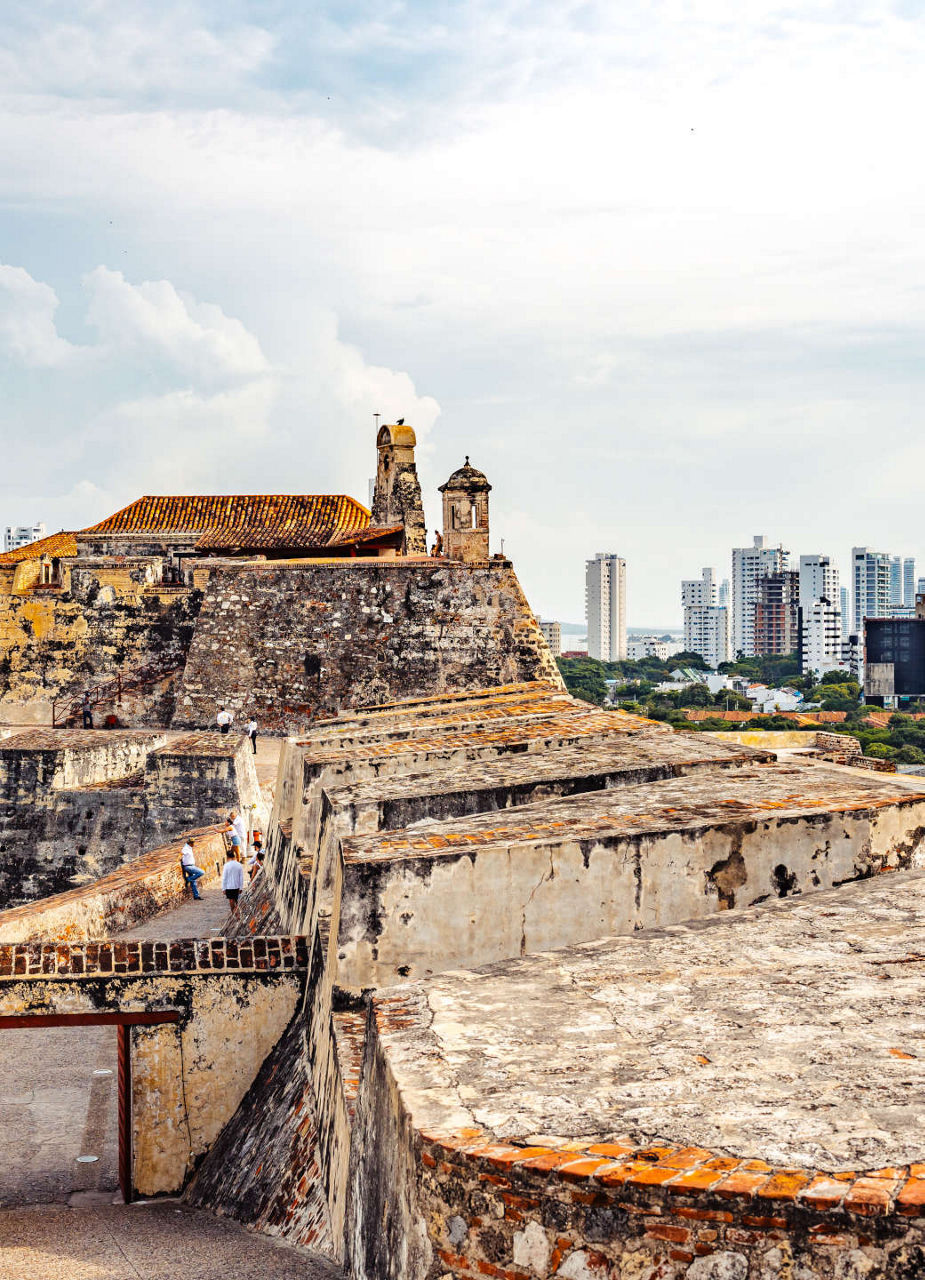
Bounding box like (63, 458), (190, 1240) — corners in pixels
(568, 538), (920, 635)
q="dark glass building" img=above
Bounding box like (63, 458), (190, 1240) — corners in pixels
(864, 617), (925, 705)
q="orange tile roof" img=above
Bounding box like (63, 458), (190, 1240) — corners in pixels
(0, 531), (78, 565)
(683, 709), (754, 722)
(82, 494), (372, 550)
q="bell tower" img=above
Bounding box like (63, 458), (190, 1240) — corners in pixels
(438, 457), (491, 562)
(371, 422), (427, 555)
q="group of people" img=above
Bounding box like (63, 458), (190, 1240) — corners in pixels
(216, 706), (258, 754)
(179, 806), (264, 914)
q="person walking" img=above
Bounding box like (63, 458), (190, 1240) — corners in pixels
(179, 839), (205, 900)
(246, 715), (258, 755)
(222, 848), (245, 913)
(216, 706), (233, 735)
(81, 693), (93, 729)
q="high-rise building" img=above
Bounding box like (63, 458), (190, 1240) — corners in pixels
(802, 600), (844, 678)
(840, 586), (851, 641)
(852, 548), (892, 632)
(918, 577), (925, 600)
(731, 536), (788, 658)
(718, 578), (730, 609)
(538, 619), (562, 658)
(887, 556), (916, 608)
(798, 554), (839, 611)
(864, 610), (925, 705)
(585, 553), (627, 662)
(3, 523), (45, 553)
(681, 567), (729, 668)
(754, 570), (800, 657)
(890, 556), (903, 607)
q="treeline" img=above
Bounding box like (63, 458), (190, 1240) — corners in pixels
(555, 655), (925, 762)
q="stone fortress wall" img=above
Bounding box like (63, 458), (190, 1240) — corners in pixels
(6, 429), (925, 1277)
(0, 729), (258, 908)
(0, 825), (228, 943)
(0, 557), (560, 734)
(173, 557), (561, 733)
(0, 566), (202, 725)
(178, 681), (925, 1278)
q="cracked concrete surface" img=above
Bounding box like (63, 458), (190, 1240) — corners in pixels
(377, 869), (925, 1172)
(0, 1201), (342, 1279)
(0, 1025), (118, 1208)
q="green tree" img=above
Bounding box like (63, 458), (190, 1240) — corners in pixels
(556, 658), (607, 706)
(671, 651), (710, 670)
(677, 683), (713, 707)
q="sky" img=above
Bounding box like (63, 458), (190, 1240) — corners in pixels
(2, 1), (925, 626)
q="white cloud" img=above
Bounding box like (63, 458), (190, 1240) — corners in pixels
(84, 267), (273, 385)
(0, 263), (441, 526)
(0, 265), (77, 367)
(3, 2), (925, 621)
(87, 380), (280, 493)
(0, 7), (274, 102)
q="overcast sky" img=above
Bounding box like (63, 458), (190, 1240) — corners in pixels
(2, 1), (924, 626)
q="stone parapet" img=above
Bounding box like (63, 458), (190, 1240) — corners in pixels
(0, 825), (227, 943)
(346, 869), (925, 1277)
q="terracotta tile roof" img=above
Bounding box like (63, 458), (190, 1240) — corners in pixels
(683, 709), (754, 722)
(82, 494), (372, 549)
(0, 531), (78, 565)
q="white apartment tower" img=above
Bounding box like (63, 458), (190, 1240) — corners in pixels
(802, 600), (845, 678)
(3, 523), (45, 553)
(852, 548), (892, 632)
(681, 567), (729, 668)
(799, 554), (839, 612)
(585, 553), (627, 661)
(731, 536), (789, 658)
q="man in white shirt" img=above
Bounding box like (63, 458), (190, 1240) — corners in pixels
(221, 849), (245, 913)
(246, 716), (258, 755)
(216, 707), (233, 735)
(179, 839), (205, 900)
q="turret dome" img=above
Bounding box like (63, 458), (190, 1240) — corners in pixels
(439, 457), (492, 493)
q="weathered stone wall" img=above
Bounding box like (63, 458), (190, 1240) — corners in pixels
(187, 925), (352, 1263)
(0, 582), (202, 723)
(172, 559), (561, 732)
(333, 767), (925, 992)
(353, 1105), (925, 1280)
(0, 730), (258, 908)
(0, 936), (308, 1196)
(0, 826), (227, 943)
(142, 732), (261, 847)
(348, 869), (925, 1279)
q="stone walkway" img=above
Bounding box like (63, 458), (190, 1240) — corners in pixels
(115, 880), (231, 941)
(0, 1201), (342, 1279)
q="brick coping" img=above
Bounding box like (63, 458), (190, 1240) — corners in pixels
(0, 934), (310, 978)
(368, 987), (925, 1227)
(419, 1128), (925, 1223)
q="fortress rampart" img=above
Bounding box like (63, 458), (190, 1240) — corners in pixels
(0, 730), (258, 908)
